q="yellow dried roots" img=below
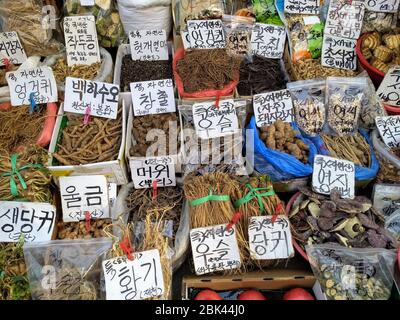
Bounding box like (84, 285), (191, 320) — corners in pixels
(52, 58), (101, 83)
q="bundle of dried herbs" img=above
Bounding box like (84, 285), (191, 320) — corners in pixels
(292, 59), (356, 80)
(57, 219), (112, 240)
(52, 58), (101, 83)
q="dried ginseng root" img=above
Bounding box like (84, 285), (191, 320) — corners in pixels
(52, 58), (101, 83)
(57, 219), (112, 240)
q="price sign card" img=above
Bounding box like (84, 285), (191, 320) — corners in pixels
(365, 0), (399, 12)
(376, 116), (400, 149)
(312, 155), (355, 199)
(0, 32), (27, 66)
(63, 15), (101, 66)
(324, 0), (365, 39)
(103, 250), (164, 300)
(181, 30), (192, 50)
(6, 66), (58, 106)
(80, 0), (95, 5)
(130, 79), (175, 116)
(321, 35), (357, 71)
(129, 30), (168, 61)
(187, 19), (226, 49)
(284, 0), (320, 14)
(64, 77), (120, 119)
(254, 89), (294, 127)
(249, 216), (294, 260)
(193, 99), (239, 139)
(0, 201), (56, 242)
(131, 156), (176, 189)
(59, 175), (110, 222)
(190, 224), (241, 275)
(251, 23), (286, 59)
(376, 67), (400, 107)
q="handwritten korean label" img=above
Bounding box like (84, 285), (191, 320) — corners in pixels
(372, 184), (400, 217)
(130, 79), (175, 116)
(193, 99), (239, 139)
(284, 0), (320, 14)
(64, 77), (120, 119)
(324, 0), (365, 39)
(254, 89), (294, 127)
(6, 66), (58, 106)
(129, 30), (168, 61)
(312, 155), (355, 199)
(187, 19), (226, 49)
(321, 35), (357, 70)
(365, 0), (399, 12)
(190, 224), (241, 275)
(103, 250), (164, 300)
(376, 67), (400, 107)
(181, 30), (192, 50)
(63, 15), (101, 66)
(251, 23), (286, 59)
(0, 32), (27, 66)
(248, 216), (294, 260)
(0, 201), (56, 242)
(375, 116), (400, 149)
(59, 175), (109, 222)
(131, 156), (176, 189)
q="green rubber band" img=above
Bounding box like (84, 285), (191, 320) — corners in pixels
(190, 188), (231, 207)
(234, 184), (275, 213)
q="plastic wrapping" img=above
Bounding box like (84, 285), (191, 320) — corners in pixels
(23, 238), (112, 300)
(222, 14), (255, 58)
(362, 11), (398, 33)
(251, 0), (284, 25)
(385, 210), (400, 240)
(306, 244), (397, 300)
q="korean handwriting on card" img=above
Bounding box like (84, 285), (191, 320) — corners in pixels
(321, 36), (357, 71)
(376, 116), (400, 149)
(254, 89), (294, 127)
(365, 0), (400, 13)
(312, 155), (355, 199)
(0, 201), (56, 242)
(248, 216), (294, 260)
(376, 67), (400, 107)
(190, 224), (241, 275)
(0, 32), (27, 66)
(284, 0), (320, 14)
(251, 23), (286, 59)
(187, 19), (226, 49)
(129, 30), (169, 61)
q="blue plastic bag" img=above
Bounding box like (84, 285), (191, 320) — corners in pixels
(247, 116), (317, 181)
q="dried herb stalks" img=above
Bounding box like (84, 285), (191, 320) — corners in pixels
(52, 58), (101, 83)
(57, 219), (112, 240)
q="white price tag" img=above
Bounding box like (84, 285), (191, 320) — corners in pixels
(64, 77), (120, 119)
(303, 16), (321, 25)
(249, 215), (294, 260)
(190, 224), (241, 275)
(63, 15), (101, 66)
(193, 99), (239, 139)
(59, 175), (110, 222)
(321, 35), (357, 70)
(251, 23), (286, 59)
(130, 79), (175, 116)
(365, 0), (399, 12)
(375, 116), (400, 149)
(129, 30), (168, 61)
(181, 30), (192, 49)
(103, 250), (164, 300)
(0, 31), (27, 66)
(187, 19), (226, 49)
(6, 66), (58, 106)
(312, 155), (355, 199)
(376, 67), (400, 107)
(80, 0), (95, 5)
(284, 0), (320, 14)
(253, 89), (294, 127)
(0, 201), (56, 242)
(131, 156), (176, 189)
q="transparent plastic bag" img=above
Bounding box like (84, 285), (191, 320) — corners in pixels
(385, 209), (400, 240)
(306, 243), (397, 300)
(23, 238), (112, 300)
(251, 0), (284, 25)
(287, 79), (326, 137)
(222, 14), (255, 58)
(362, 11), (398, 33)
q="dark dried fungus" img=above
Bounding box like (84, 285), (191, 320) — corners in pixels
(317, 217), (334, 231)
(357, 213), (379, 230)
(377, 226), (399, 247)
(320, 201), (337, 213)
(366, 229), (388, 248)
(299, 186), (326, 200)
(307, 216), (320, 231)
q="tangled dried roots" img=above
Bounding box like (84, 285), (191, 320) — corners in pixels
(52, 58), (101, 83)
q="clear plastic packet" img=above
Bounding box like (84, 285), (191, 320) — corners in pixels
(23, 238), (112, 300)
(287, 79), (326, 137)
(385, 210), (400, 240)
(362, 11), (398, 33)
(305, 243), (397, 300)
(251, 0), (284, 25)
(325, 77), (367, 136)
(222, 14), (255, 58)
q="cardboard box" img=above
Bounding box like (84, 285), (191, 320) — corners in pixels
(47, 101), (129, 185)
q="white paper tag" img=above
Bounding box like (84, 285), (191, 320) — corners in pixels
(108, 183), (117, 214)
(0, 31), (27, 66)
(0, 201), (56, 242)
(129, 30), (168, 61)
(303, 16), (321, 25)
(59, 175), (110, 222)
(376, 67), (400, 107)
(103, 250), (164, 300)
(181, 30), (192, 49)
(6, 66), (58, 106)
(64, 77), (120, 119)
(375, 116), (400, 149)
(63, 15), (101, 66)
(253, 89), (294, 127)
(130, 79), (175, 116)
(80, 0), (95, 5)
(321, 35), (357, 71)
(365, 0), (399, 13)
(251, 23), (286, 59)
(187, 19), (226, 49)
(248, 215), (294, 260)
(312, 155), (355, 199)
(284, 0), (320, 14)
(190, 224), (241, 275)
(131, 156), (176, 189)
(193, 99), (239, 139)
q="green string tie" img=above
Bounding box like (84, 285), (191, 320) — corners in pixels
(234, 184), (275, 213)
(190, 187), (231, 207)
